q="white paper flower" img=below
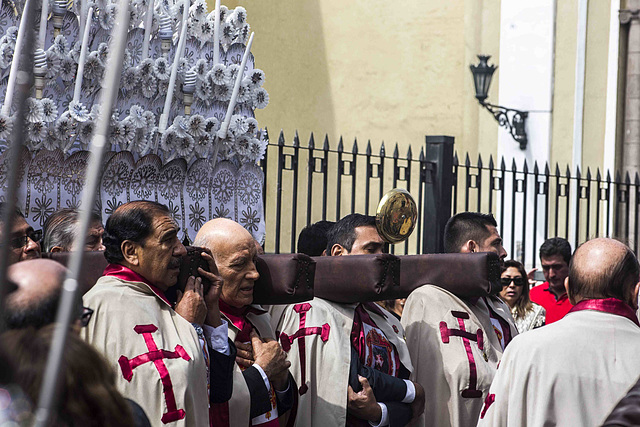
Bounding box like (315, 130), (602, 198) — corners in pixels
(253, 87), (269, 109)
(70, 41), (81, 63)
(218, 5), (228, 22)
(204, 117), (220, 135)
(55, 113), (73, 139)
(175, 134), (194, 157)
(25, 98), (44, 123)
(143, 111), (156, 129)
(226, 63), (240, 83)
(193, 58), (208, 80)
(214, 83), (231, 101)
(228, 114), (248, 136)
(136, 57), (152, 76)
(237, 79), (252, 104)
(121, 67), (140, 91)
(236, 23), (250, 45)
(190, 0), (207, 19)
(140, 74), (157, 98)
(97, 42), (109, 64)
(231, 7), (247, 28)
(50, 35), (68, 57)
(68, 100), (90, 122)
(84, 52), (104, 80)
(218, 134), (235, 160)
(121, 117), (136, 144)
(154, 57), (170, 81)
(27, 121), (47, 142)
(99, 3), (116, 30)
(59, 55), (76, 81)
(220, 20), (235, 46)
(194, 133), (213, 158)
(199, 18), (214, 41)
(40, 98), (58, 123)
(171, 116), (189, 137)
(45, 50), (61, 79)
(247, 137), (267, 163)
(157, 79), (169, 98)
(109, 120), (126, 146)
(0, 113), (13, 140)
(4, 27), (18, 46)
(208, 64), (227, 86)
(78, 120), (95, 145)
(195, 80), (211, 100)
(235, 134), (251, 158)
(187, 114), (206, 137)
(0, 43), (13, 68)
(249, 69), (265, 88)
(245, 117), (258, 135)
(160, 127), (179, 152)
(42, 129), (60, 151)
(127, 105), (147, 128)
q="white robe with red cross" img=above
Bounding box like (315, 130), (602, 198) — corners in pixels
(477, 302), (640, 427)
(270, 297), (412, 426)
(81, 276), (209, 427)
(400, 285), (517, 427)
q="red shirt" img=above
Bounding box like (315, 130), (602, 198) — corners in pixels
(529, 281), (573, 324)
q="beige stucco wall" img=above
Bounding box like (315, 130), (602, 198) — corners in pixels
(223, 0), (502, 159)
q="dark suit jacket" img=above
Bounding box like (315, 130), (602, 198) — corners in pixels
(242, 367), (295, 418)
(349, 347), (413, 427)
(602, 375), (640, 427)
(209, 339), (238, 404)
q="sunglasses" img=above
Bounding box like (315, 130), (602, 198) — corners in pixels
(501, 277), (526, 287)
(80, 307), (94, 327)
(8, 229), (42, 250)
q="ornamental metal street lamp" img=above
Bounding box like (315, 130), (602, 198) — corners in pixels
(470, 55), (528, 150)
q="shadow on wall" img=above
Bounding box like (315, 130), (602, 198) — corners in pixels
(226, 0), (336, 140)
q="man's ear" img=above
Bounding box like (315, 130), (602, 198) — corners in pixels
(564, 276), (576, 305)
(121, 240), (140, 266)
(460, 240), (476, 254)
(50, 246), (63, 253)
(330, 244), (347, 257)
(632, 282), (640, 310)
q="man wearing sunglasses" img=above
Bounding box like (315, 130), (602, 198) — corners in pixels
(0, 203), (41, 264)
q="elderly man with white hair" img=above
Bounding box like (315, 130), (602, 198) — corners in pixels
(194, 218), (294, 427)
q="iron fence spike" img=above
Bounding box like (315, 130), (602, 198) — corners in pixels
(366, 140), (372, 155)
(323, 134), (329, 151)
(308, 132), (315, 149)
(352, 138), (358, 154)
(477, 153), (483, 168)
(465, 153), (471, 166)
(406, 145), (412, 160)
(380, 141), (386, 157)
(488, 155), (494, 169)
(278, 130), (285, 146)
(338, 136), (344, 152)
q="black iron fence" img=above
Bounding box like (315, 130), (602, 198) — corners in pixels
(260, 132), (634, 268)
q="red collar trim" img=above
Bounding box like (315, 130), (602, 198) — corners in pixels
(103, 264), (171, 306)
(219, 299), (265, 331)
(568, 298), (639, 327)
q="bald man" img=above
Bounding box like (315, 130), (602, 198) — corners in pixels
(3, 259), (67, 329)
(195, 219), (294, 427)
(478, 238), (640, 427)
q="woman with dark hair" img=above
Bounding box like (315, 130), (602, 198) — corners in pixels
(0, 325), (138, 426)
(499, 260), (546, 332)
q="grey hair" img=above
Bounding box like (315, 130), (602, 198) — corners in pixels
(43, 208), (102, 252)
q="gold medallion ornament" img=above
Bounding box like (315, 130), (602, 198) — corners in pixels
(375, 188), (418, 244)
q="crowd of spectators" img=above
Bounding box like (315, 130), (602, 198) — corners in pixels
(0, 201), (639, 426)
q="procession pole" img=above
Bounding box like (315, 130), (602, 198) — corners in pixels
(0, 0), (37, 332)
(32, 0), (131, 422)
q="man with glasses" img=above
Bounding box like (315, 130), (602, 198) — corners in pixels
(401, 212), (518, 427)
(0, 203), (41, 264)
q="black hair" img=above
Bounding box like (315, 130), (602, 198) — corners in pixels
(443, 212), (498, 253)
(0, 202), (25, 220)
(326, 214), (376, 255)
(103, 201), (169, 264)
(539, 237), (572, 265)
(297, 220), (335, 256)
